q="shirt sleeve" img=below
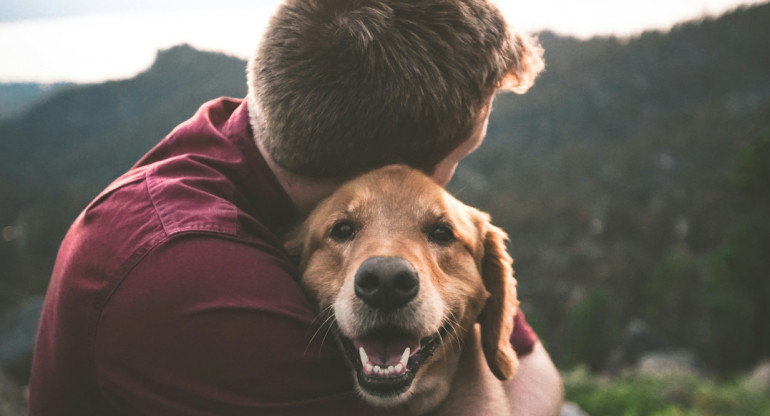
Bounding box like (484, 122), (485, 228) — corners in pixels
(511, 309), (539, 357)
(94, 234), (406, 416)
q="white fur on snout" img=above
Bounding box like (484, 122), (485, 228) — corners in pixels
(334, 265), (450, 408)
(334, 267), (446, 340)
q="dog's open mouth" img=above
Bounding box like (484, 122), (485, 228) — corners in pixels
(339, 325), (447, 397)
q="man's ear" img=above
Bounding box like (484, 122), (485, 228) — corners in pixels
(478, 220), (519, 380)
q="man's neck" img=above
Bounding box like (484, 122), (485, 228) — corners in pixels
(247, 96), (345, 214)
(254, 136), (343, 215)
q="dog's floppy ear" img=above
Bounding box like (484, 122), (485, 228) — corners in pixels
(478, 217), (519, 380)
(284, 223), (310, 268)
(284, 199), (331, 272)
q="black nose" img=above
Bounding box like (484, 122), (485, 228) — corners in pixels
(354, 257), (419, 311)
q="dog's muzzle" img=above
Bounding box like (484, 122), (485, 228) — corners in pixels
(337, 256), (445, 398)
(354, 256), (419, 311)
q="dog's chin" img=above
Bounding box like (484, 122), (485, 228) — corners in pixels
(337, 324), (448, 406)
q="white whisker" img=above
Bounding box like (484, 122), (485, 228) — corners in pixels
(305, 305), (336, 358)
(446, 312), (465, 351)
(317, 315), (337, 360)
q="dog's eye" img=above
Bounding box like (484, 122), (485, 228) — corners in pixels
(428, 224), (455, 244)
(330, 221), (357, 242)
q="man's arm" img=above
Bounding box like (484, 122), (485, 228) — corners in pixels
(95, 236), (406, 416)
(431, 325), (563, 416)
(506, 342), (564, 416)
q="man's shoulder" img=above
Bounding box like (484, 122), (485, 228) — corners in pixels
(117, 234), (306, 318)
(143, 155), (240, 237)
(72, 162), (234, 251)
(63, 154), (284, 291)
(85, 159), (298, 308)
(84, 149), (275, 242)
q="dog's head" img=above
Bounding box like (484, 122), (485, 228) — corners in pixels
(287, 165), (518, 411)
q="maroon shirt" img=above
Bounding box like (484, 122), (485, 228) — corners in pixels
(29, 98), (537, 415)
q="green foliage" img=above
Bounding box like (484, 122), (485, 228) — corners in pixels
(733, 130), (770, 204)
(564, 288), (620, 371)
(564, 367), (770, 416)
(637, 131), (770, 374)
(702, 222), (770, 372)
(643, 246), (702, 349)
(645, 246), (695, 320)
(698, 131), (770, 372)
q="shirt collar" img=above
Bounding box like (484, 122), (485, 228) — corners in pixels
(226, 99), (301, 230)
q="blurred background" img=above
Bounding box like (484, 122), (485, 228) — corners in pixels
(1, 1), (769, 414)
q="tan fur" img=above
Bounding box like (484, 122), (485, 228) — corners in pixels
(287, 165), (518, 413)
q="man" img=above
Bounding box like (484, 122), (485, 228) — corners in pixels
(29, 0), (562, 414)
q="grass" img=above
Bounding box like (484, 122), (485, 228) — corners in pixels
(563, 367), (770, 416)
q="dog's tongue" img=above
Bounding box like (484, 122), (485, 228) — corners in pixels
(353, 333), (420, 366)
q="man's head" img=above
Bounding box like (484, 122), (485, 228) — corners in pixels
(247, 0), (544, 179)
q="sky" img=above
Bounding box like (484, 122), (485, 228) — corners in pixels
(0, 0), (766, 83)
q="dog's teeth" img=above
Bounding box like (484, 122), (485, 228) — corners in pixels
(359, 347), (369, 366)
(400, 347), (410, 368)
(360, 350), (410, 377)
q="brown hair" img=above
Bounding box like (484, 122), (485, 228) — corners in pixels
(247, 0), (544, 178)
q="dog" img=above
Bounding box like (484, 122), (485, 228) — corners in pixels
(286, 165), (519, 414)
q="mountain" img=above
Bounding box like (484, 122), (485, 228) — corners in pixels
(449, 3), (770, 371)
(1, 44), (246, 188)
(0, 83), (75, 120)
(1, 4), (769, 374)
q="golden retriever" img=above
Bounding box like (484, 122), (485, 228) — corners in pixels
(287, 165), (519, 414)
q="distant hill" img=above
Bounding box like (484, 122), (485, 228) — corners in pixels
(0, 44), (247, 211)
(1, 4), (769, 373)
(0, 83), (75, 120)
(450, 2), (770, 371)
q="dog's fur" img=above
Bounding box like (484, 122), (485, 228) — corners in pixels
(287, 165), (519, 414)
